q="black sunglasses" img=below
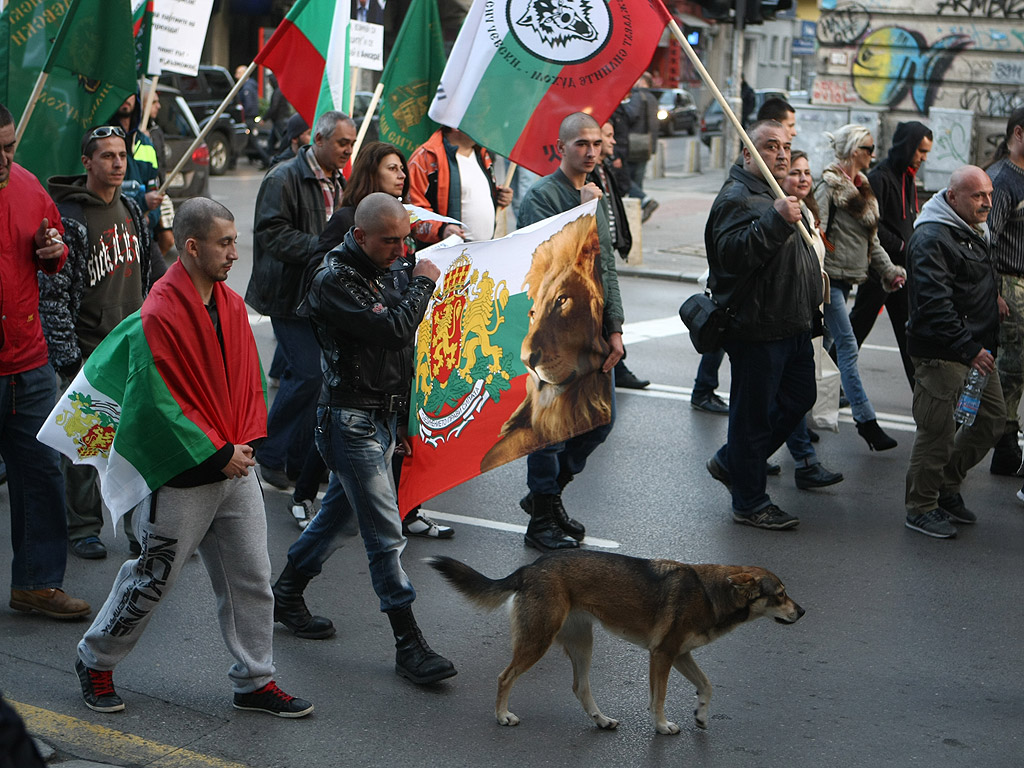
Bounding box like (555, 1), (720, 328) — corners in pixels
(859, 144), (875, 154)
(87, 125), (126, 141)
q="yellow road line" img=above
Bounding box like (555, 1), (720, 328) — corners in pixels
(10, 700), (248, 768)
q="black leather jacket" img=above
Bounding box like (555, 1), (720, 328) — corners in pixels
(299, 231), (434, 408)
(906, 193), (998, 364)
(706, 164), (822, 341)
(246, 146), (341, 318)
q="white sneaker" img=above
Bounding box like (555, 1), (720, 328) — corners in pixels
(1016, 489), (1024, 504)
(402, 511), (454, 539)
(290, 498), (315, 529)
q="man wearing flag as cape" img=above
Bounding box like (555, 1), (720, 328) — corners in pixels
(41, 198), (313, 718)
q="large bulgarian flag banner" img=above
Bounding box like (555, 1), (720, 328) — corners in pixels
(37, 265), (268, 528)
(398, 199), (612, 512)
(428, 0), (671, 176)
(255, 0), (352, 127)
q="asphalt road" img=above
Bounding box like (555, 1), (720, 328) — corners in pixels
(2, 143), (1022, 767)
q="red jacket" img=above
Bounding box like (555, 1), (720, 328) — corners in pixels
(0, 163), (67, 375)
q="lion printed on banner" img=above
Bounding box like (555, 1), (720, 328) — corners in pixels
(517, 0), (599, 46)
(480, 214), (611, 472)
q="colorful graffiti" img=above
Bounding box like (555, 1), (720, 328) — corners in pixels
(851, 27), (972, 113)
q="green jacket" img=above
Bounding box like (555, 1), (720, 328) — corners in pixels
(517, 169), (624, 336)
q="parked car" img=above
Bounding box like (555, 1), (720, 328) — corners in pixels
(162, 65), (248, 176)
(701, 89), (788, 146)
(151, 84), (210, 203)
(650, 88), (697, 136)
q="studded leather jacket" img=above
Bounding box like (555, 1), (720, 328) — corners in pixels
(298, 230), (435, 409)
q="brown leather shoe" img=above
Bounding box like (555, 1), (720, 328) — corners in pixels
(10, 588), (90, 619)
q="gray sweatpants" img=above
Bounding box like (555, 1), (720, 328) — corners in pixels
(78, 473), (275, 694)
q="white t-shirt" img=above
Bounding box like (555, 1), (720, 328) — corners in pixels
(456, 152), (495, 241)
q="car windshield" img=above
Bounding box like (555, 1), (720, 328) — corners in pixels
(658, 91), (676, 107)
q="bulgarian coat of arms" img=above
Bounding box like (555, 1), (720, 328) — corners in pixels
(413, 251), (515, 446)
(56, 391), (119, 459)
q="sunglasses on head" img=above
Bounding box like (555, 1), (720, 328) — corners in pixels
(87, 125), (126, 141)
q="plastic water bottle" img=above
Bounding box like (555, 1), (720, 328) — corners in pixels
(954, 366), (988, 426)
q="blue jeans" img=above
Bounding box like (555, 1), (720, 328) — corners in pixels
(1, 363), (68, 590)
(692, 349), (726, 400)
(527, 377), (616, 495)
(259, 317), (323, 474)
(824, 281), (876, 423)
(287, 406), (414, 612)
(785, 415), (817, 465)
(715, 333), (816, 512)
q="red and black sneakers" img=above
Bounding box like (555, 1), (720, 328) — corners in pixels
(75, 659), (125, 713)
(232, 681), (313, 718)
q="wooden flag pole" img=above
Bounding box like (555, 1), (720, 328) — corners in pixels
(156, 60), (258, 196)
(492, 161), (517, 238)
(351, 81), (383, 161)
(14, 72), (48, 145)
(666, 19), (812, 247)
(140, 75), (160, 132)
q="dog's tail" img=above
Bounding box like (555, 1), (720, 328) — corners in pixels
(426, 556), (521, 610)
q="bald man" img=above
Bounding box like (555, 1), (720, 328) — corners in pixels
(904, 165), (1007, 539)
(515, 111), (625, 550)
(270, 193), (457, 685)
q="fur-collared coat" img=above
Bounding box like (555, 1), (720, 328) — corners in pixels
(815, 164), (906, 289)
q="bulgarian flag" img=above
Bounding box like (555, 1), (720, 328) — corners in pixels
(37, 262), (268, 528)
(255, 0), (352, 127)
(398, 200), (612, 512)
(428, 0), (672, 175)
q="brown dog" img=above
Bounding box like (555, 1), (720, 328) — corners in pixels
(428, 550), (804, 734)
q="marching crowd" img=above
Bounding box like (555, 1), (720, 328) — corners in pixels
(1, 69), (1023, 742)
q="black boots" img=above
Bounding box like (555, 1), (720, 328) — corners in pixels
(855, 419), (898, 451)
(990, 422), (1022, 476)
(523, 493), (580, 550)
(272, 563), (336, 639)
(386, 605), (457, 684)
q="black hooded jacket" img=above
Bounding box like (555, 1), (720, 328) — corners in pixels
(867, 121), (932, 267)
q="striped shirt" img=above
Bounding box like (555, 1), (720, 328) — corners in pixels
(987, 158), (1024, 275)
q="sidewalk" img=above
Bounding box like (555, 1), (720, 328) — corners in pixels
(619, 166), (727, 283)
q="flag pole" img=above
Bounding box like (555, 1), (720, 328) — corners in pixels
(351, 81), (383, 160)
(666, 19), (812, 246)
(156, 60), (258, 197)
(14, 72), (48, 145)
(140, 75), (160, 132)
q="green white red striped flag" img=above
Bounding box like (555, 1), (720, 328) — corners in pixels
(397, 199), (611, 512)
(255, 0), (352, 127)
(428, 0), (671, 175)
(37, 263), (268, 528)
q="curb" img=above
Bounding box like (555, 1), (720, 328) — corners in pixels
(618, 267), (701, 283)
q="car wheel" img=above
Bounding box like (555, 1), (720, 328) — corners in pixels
(207, 132), (230, 176)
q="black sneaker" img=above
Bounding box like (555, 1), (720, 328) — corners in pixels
(706, 455), (731, 487)
(233, 681), (313, 718)
(906, 509), (957, 538)
(938, 492), (977, 524)
(691, 394), (729, 414)
(76, 659), (124, 713)
(733, 504), (799, 530)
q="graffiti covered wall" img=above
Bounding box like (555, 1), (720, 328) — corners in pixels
(812, 0), (1023, 166)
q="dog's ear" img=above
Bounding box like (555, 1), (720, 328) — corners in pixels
(728, 572), (761, 601)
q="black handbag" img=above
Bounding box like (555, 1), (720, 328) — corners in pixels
(678, 293), (728, 354)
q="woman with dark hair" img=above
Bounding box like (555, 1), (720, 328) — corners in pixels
(816, 124), (906, 452)
(315, 141), (410, 256)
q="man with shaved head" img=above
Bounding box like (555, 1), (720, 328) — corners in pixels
(514, 111), (625, 550)
(270, 193), (458, 685)
(904, 165), (1006, 538)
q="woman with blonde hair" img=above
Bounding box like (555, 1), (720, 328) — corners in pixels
(816, 124), (906, 451)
